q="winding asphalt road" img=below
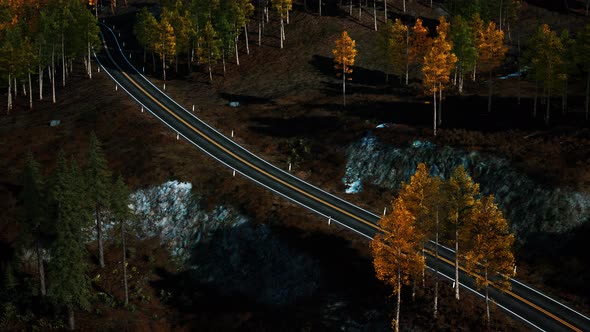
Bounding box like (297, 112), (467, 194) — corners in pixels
(95, 24), (589, 331)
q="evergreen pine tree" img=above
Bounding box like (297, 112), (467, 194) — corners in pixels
(86, 133), (111, 269)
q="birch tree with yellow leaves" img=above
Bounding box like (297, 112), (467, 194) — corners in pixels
(465, 195), (515, 328)
(384, 19), (409, 84)
(154, 16), (176, 81)
(333, 31), (357, 106)
(273, 0), (292, 49)
(409, 18), (431, 78)
(422, 19), (457, 136)
(371, 197), (425, 332)
(477, 21), (507, 113)
(442, 166), (480, 301)
(397, 163), (443, 318)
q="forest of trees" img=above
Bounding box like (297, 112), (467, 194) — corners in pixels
(0, 0), (100, 113)
(372, 163), (515, 331)
(0, 133), (134, 330)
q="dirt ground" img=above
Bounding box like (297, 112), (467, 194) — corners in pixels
(1, 0), (590, 330)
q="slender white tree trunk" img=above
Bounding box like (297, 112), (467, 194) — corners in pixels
(7, 75), (11, 113)
(39, 65), (43, 101)
(36, 242), (46, 296)
(343, 69), (346, 106)
(88, 41), (93, 79)
(258, 22), (262, 46)
(394, 263), (401, 332)
(433, 89), (437, 136)
(350, 0), (352, 15)
(384, 0), (387, 21)
(222, 51), (226, 75)
(163, 52), (166, 81)
(62, 34), (66, 87)
(244, 25), (250, 54)
(373, 0), (377, 31)
(68, 307), (75, 331)
(28, 73), (32, 109)
(97, 205), (104, 268)
(280, 18), (284, 49)
(121, 220), (129, 306)
(235, 37), (240, 65)
(403, 0), (406, 12)
(14, 77), (17, 97)
(319, 0), (322, 16)
(287, 8), (290, 24)
(454, 222), (460, 300)
(358, 0), (362, 19)
(433, 209), (439, 318)
(485, 268), (491, 328)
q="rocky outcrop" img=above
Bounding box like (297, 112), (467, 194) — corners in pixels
(343, 134), (590, 241)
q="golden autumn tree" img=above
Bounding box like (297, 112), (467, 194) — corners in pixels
(333, 31), (357, 106)
(272, 0), (292, 49)
(371, 197), (425, 332)
(442, 165), (480, 301)
(154, 15), (176, 81)
(397, 163), (443, 318)
(384, 19), (409, 85)
(409, 18), (431, 76)
(465, 195), (515, 328)
(477, 21), (507, 113)
(422, 18), (457, 136)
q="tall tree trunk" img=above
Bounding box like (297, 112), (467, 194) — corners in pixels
(152, 51), (156, 71)
(402, 0), (406, 12)
(88, 41), (93, 79)
(343, 69), (346, 106)
(350, 0), (352, 15)
(287, 8), (290, 24)
(235, 37), (240, 65)
(454, 221), (460, 300)
(121, 220), (129, 306)
(208, 51), (213, 81)
(384, 0), (387, 21)
(433, 89), (437, 136)
(280, 18), (284, 49)
(97, 205), (104, 268)
(222, 50), (226, 75)
(587, 0), (589, 16)
(373, 0), (377, 31)
(14, 77), (17, 98)
(163, 52), (166, 81)
(499, 0), (503, 30)
(473, 62), (477, 81)
(7, 75), (11, 114)
(433, 208), (439, 318)
(68, 307), (75, 331)
(62, 34), (66, 87)
(52, 46), (56, 103)
(358, 0), (362, 19)
(244, 25), (250, 54)
(394, 263), (401, 332)
(28, 72), (32, 109)
(258, 21), (262, 46)
(39, 65), (43, 101)
(485, 268), (491, 328)
(319, 0), (322, 16)
(36, 240), (46, 296)
(405, 29), (409, 85)
(488, 70), (493, 112)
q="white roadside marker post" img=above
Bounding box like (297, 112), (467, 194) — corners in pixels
(383, 207), (387, 215)
(328, 217), (331, 225)
(192, 105), (195, 112)
(176, 133), (179, 140)
(115, 84), (118, 91)
(288, 163), (292, 172)
(231, 130), (234, 138)
(163, 84), (166, 91)
(141, 106), (144, 113)
(233, 169), (236, 177)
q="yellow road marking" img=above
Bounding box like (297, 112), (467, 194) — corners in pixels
(102, 32), (581, 332)
(102, 38), (385, 234)
(425, 249), (582, 332)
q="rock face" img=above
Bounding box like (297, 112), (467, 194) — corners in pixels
(343, 134), (590, 241)
(130, 180), (247, 260)
(129, 180), (320, 306)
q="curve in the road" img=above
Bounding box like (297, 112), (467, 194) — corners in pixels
(95, 23), (589, 332)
